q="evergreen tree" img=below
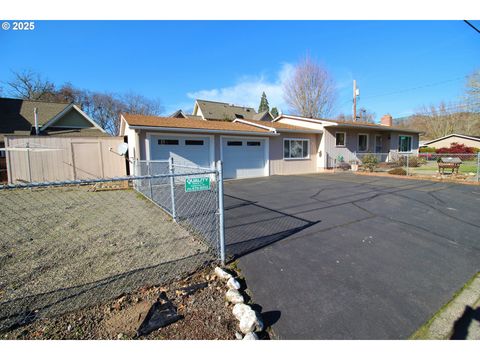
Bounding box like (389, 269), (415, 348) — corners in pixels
(258, 92), (270, 112)
(271, 107), (279, 118)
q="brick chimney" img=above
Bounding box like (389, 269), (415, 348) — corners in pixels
(380, 114), (392, 127)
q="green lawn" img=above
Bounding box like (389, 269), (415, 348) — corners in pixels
(412, 161), (478, 175)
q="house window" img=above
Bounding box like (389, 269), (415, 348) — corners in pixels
(284, 139), (309, 159)
(0, 142), (5, 157)
(185, 140), (204, 146)
(358, 134), (368, 152)
(227, 141), (242, 146)
(398, 135), (412, 152)
(335, 132), (346, 147)
(158, 139), (179, 145)
(247, 141), (261, 146)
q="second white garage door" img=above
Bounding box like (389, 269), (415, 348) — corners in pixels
(221, 137), (268, 179)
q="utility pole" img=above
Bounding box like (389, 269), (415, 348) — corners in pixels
(352, 80), (358, 122)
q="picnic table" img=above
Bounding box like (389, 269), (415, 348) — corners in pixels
(437, 157), (462, 175)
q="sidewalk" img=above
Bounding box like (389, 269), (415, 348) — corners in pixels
(411, 273), (480, 340)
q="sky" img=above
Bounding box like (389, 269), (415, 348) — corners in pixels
(0, 20), (479, 121)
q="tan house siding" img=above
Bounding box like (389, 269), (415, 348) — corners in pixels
(425, 136), (480, 149)
(269, 133), (318, 175)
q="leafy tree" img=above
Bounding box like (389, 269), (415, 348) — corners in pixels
(258, 92), (270, 112)
(271, 107), (279, 118)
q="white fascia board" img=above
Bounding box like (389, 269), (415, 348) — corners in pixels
(233, 118), (277, 133)
(128, 125), (279, 136)
(273, 114), (338, 125)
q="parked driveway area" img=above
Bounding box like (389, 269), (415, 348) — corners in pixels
(224, 173), (480, 339)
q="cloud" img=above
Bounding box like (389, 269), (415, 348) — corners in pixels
(186, 63), (294, 113)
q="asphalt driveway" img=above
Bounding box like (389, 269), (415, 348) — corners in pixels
(223, 173), (480, 339)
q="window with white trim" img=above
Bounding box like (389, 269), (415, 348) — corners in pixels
(335, 132), (346, 147)
(398, 135), (412, 152)
(284, 139), (309, 159)
(357, 134), (368, 152)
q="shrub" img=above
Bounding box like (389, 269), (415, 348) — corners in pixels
(436, 142), (476, 154)
(388, 167), (407, 176)
(361, 154), (379, 172)
(419, 146), (437, 153)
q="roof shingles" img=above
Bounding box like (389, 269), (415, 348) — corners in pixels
(122, 114), (271, 133)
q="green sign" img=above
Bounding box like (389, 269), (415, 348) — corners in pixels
(185, 176), (211, 192)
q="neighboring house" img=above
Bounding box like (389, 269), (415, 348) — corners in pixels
(421, 133), (480, 149)
(191, 99), (274, 121)
(0, 97), (109, 183)
(119, 112), (420, 179)
(0, 97), (108, 145)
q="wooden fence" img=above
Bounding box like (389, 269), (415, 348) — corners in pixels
(4, 136), (127, 184)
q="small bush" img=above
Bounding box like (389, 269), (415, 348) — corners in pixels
(419, 146), (437, 153)
(361, 154), (379, 172)
(388, 167), (407, 176)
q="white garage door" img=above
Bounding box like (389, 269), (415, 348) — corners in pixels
(222, 137), (267, 179)
(149, 134), (212, 168)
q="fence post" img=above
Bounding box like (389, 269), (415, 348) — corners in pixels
(477, 152), (480, 182)
(169, 157), (177, 222)
(216, 160), (226, 265)
(147, 161), (153, 200)
(406, 154), (409, 176)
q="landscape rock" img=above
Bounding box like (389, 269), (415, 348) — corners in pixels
(232, 303), (251, 321)
(214, 267), (232, 280)
(235, 331), (243, 340)
(239, 310), (264, 334)
(225, 289), (244, 304)
(243, 332), (259, 340)
(227, 277), (241, 290)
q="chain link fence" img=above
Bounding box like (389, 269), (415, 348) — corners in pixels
(0, 160), (225, 332)
(331, 151), (480, 182)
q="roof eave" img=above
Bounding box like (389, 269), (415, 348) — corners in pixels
(127, 125), (278, 136)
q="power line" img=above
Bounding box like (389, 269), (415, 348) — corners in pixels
(464, 20), (480, 34)
(360, 76), (467, 101)
(393, 102), (480, 119)
(338, 75), (467, 106)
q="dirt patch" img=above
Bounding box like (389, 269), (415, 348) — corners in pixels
(2, 267), (238, 340)
(0, 185), (214, 331)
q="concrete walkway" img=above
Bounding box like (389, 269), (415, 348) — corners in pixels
(412, 273), (480, 340)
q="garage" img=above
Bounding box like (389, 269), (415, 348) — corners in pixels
(148, 134), (213, 168)
(221, 137), (268, 179)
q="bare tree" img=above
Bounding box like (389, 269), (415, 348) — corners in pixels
(4, 70), (163, 135)
(120, 92), (163, 116)
(464, 69), (480, 112)
(403, 101), (480, 139)
(283, 56), (336, 118)
(358, 108), (376, 123)
(5, 70), (57, 101)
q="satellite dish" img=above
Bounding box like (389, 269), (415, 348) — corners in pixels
(117, 143), (129, 156)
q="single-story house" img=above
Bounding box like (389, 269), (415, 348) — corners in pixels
(0, 97), (108, 182)
(421, 133), (480, 149)
(120, 112), (420, 179)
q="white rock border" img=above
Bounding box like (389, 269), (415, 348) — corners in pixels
(214, 266), (264, 340)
